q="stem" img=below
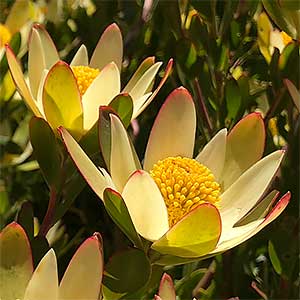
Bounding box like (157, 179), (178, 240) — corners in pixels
(38, 187), (57, 237)
(210, 0), (218, 39)
(264, 86), (286, 126)
(192, 260), (216, 298)
(194, 78), (213, 136)
(251, 281), (268, 300)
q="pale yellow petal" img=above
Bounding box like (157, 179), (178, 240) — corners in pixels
(220, 112), (265, 190)
(128, 62), (162, 102)
(90, 23), (123, 71)
(212, 191), (290, 253)
(23, 249), (58, 300)
(59, 235), (103, 299)
(6, 45), (42, 116)
(122, 170), (169, 241)
(220, 150), (284, 227)
(110, 114), (140, 191)
(59, 127), (110, 200)
(195, 128), (227, 181)
(144, 87), (196, 171)
(82, 62), (120, 130)
(70, 44), (89, 66)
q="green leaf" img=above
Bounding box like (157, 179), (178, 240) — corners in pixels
(270, 48), (281, 88)
(109, 93), (133, 128)
(54, 165), (86, 223)
(176, 39), (197, 72)
(103, 188), (143, 248)
(262, 0), (300, 39)
(98, 106), (115, 169)
(279, 43), (295, 70)
(0, 32), (21, 84)
(230, 20), (241, 48)
(217, 44), (229, 72)
(53, 123), (106, 222)
(78, 122), (99, 156)
(102, 248), (151, 299)
(17, 201), (34, 240)
(225, 79), (241, 120)
(159, 1), (181, 39)
(150, 250), (201, 266)
(29, 117), (62, 189)
(191, 0), (213, 21)
(0, 70), (16, 101)
(0, 186), (9, 217)
(268, 240), (282, 275)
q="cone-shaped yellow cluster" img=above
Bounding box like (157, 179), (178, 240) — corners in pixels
(150, 156), (220, 226)
(71, 66), (100, 95)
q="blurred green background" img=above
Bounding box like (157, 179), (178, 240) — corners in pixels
(0, 0), (299, 299)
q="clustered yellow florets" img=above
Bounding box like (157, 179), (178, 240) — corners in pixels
(71, 65), (100, 95)
(150, 156), (221, 227)
(0, 24), (12, 47)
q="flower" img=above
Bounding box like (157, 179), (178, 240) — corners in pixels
(0, 222), (103, 300)
(257, 12), (293, 64)
(59, 87), (290, 262)
(0, 0), (44, 102)
(6, 23), (172, 137)
(0, 0), (44, 53)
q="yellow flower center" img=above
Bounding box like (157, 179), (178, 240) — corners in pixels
(150, 156), (221, 227)
(71, 66), (100, 95)
(0, 24), (12, 47)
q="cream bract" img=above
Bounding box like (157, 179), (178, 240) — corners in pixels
(6, 23), (171, 137)
(60, 87), (290, 259)
(0, 222), (103, 300)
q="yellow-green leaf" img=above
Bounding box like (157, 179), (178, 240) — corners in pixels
(268, 240), (282, 275)
(109, 93), (133, 128)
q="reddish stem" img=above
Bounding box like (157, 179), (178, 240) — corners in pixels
(38, 187), (57, 237)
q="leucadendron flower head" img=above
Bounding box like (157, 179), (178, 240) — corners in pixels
(59, 87), (290, 264)
(0, 222), (103, 300)
(0, 0), (44, 54)
(5, 23), (172, 138)
(257, 12), (294, 65)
